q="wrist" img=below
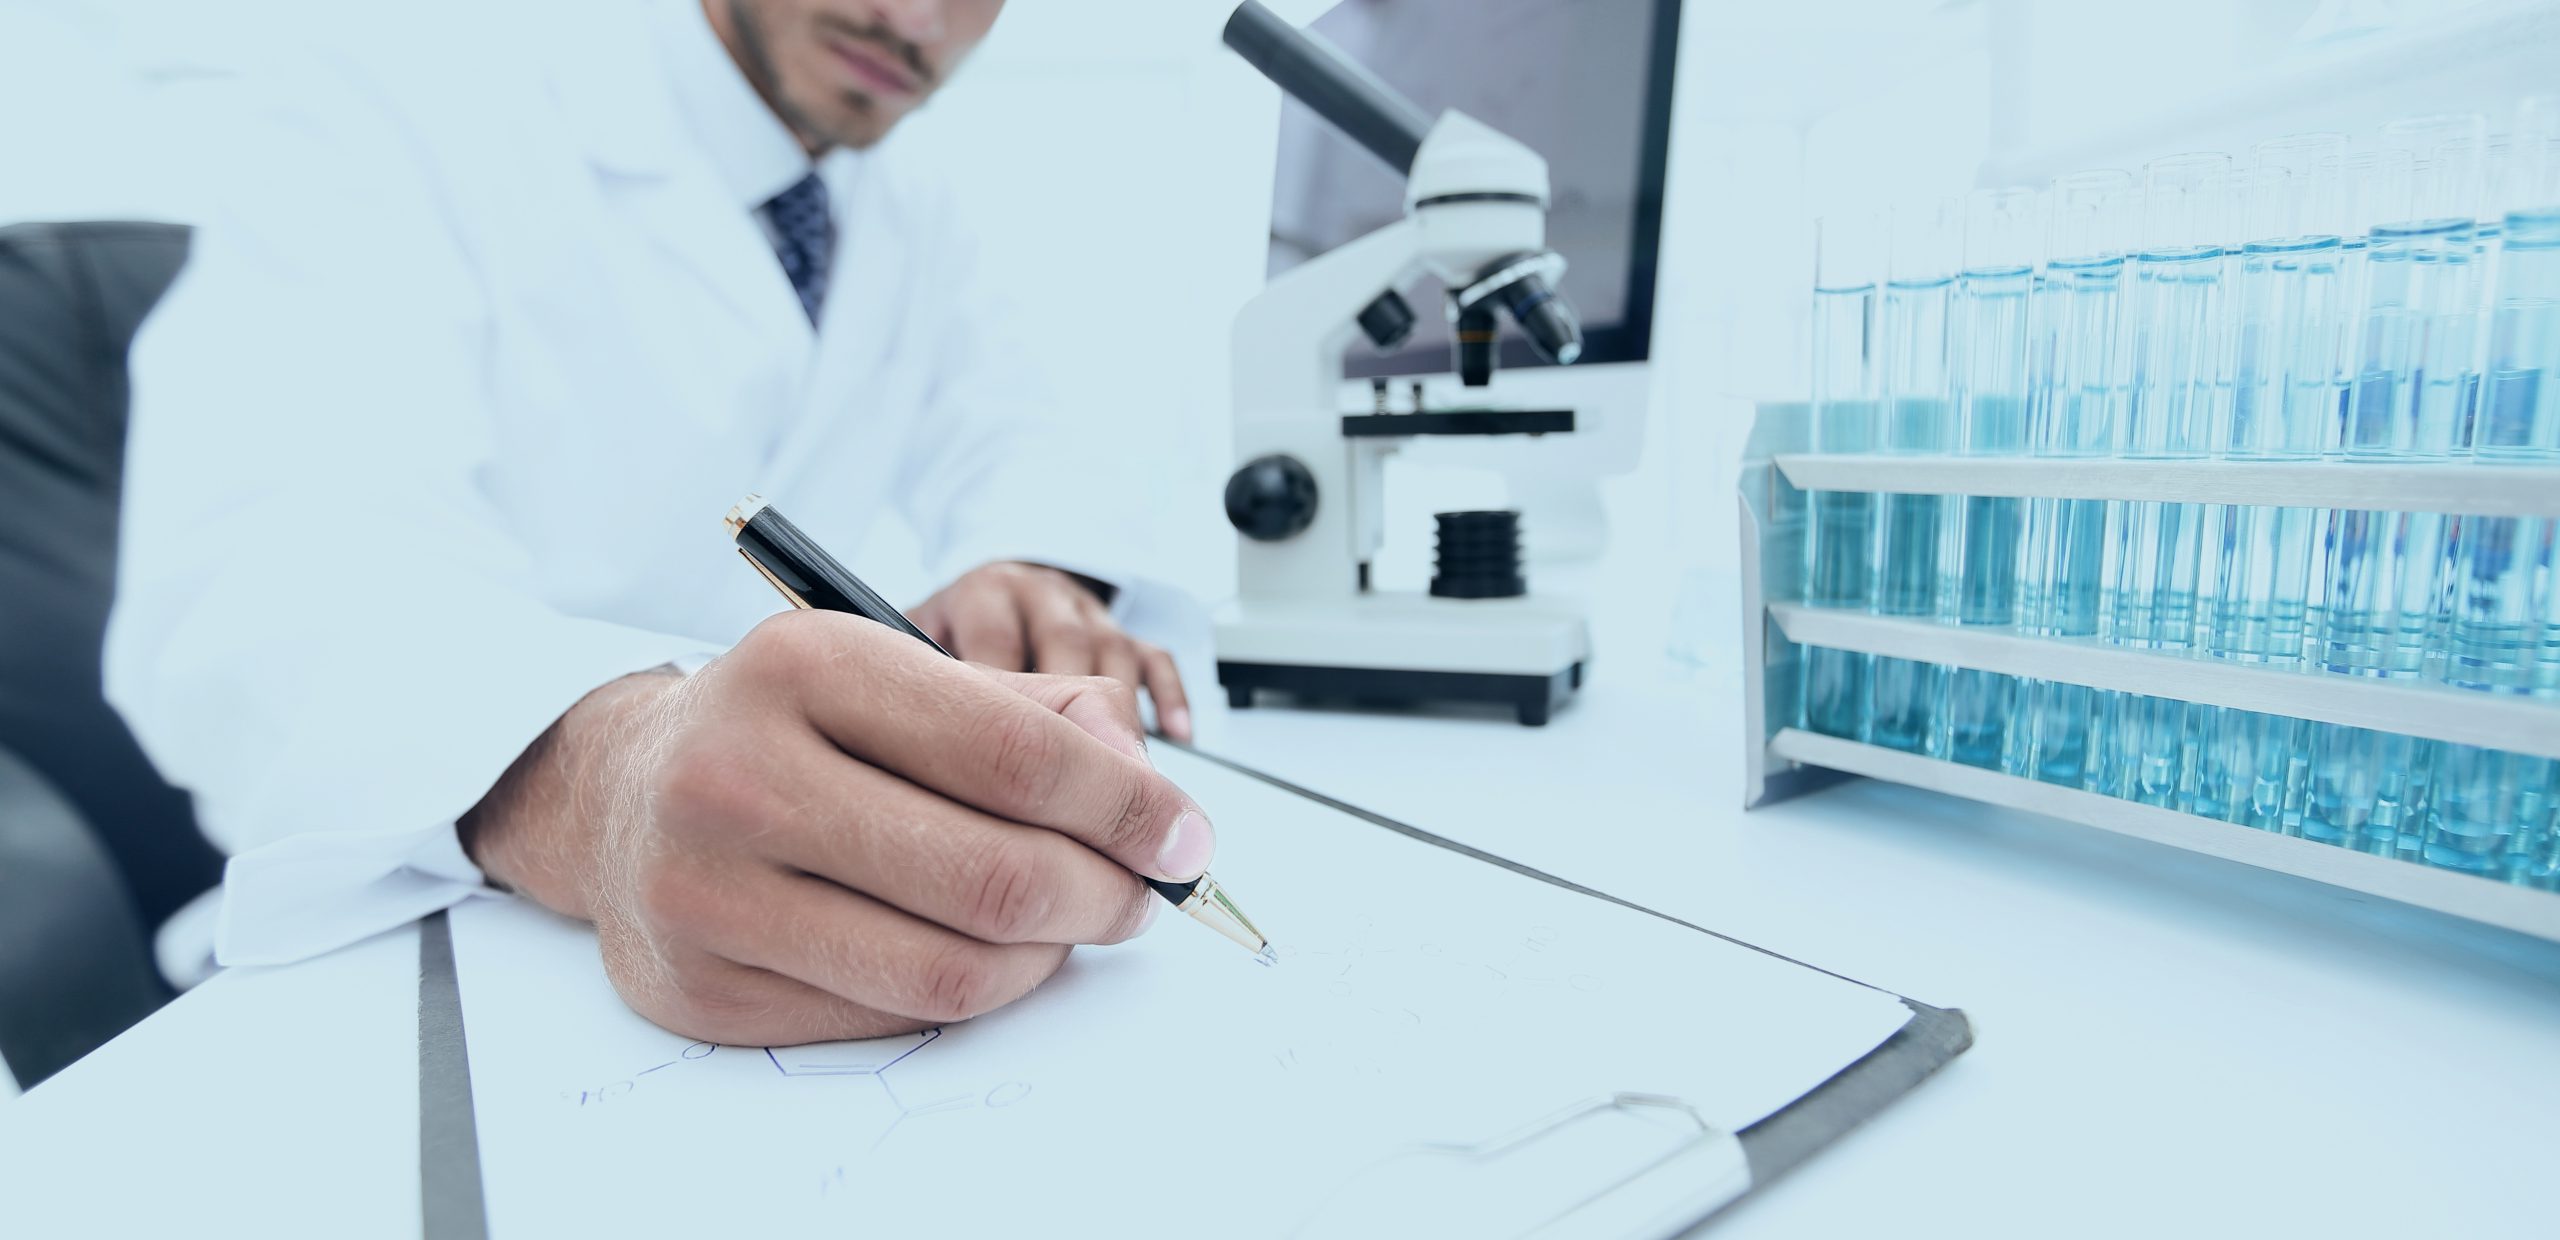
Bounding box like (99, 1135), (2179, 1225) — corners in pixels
(459, 668), (681, 920)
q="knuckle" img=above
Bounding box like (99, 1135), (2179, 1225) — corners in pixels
(968, 707), (1064, 810)
(916, 941), (1003, 1022)
(961, 839), (1054, 944)
(1091, 675), (1140, 714)
(632, 862), (718, 933)
(653, 740), (758, 826)
(743, 608), (834, 674)
(665, 979), (779, 1044)
(1100, 774), (1176, 858)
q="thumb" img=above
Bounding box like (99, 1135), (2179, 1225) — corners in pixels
(976, 667), (1152, 766)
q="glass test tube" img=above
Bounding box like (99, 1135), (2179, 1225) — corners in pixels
(2324, 115), (2483, 674)
(1867, 202), (1959, 755)
(2446, 209), (2558, 690)
(2522, 99), (2560, 702)
(1942, 187), (2039, 771)
(1803, 213), (1888, 739)
(2113, 152), (2232, 809)
(2196, 141), (2349, 829)
(2430, 99), (2560, 876)
(2021, 170), (2133, 790)
(2308, 115), (2488, 856)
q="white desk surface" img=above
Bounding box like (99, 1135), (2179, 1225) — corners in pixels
(7, 652), (2558, 1238)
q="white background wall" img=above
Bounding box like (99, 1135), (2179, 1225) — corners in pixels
(11, 0), (2560, 655)
(834, 0), (1303, 606)
(6, 0), (2559, 1116)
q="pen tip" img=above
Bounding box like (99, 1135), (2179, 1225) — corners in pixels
(1254, 945), (1278, 968)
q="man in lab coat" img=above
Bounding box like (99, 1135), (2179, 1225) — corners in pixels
(107, 0), (1215, 1044)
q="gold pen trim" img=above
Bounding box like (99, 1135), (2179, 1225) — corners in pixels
(1176, 875), (1270, 956)
(727, 495), (809, 609)
(735, 548), (812, 611)
(723, 493), (772, 537)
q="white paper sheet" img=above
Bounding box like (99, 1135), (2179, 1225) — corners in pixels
(452, 746), (1913, 1237)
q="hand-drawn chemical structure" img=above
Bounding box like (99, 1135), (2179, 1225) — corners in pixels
(562, 1038), (718, 1106)
(765, 1028), (1035, 1153)
(560, 1027), (1032, 1167)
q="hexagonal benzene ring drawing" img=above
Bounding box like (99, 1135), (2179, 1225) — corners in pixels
(763, 1027), (941, 1078)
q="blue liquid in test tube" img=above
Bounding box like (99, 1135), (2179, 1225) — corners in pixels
(1867, 203), (1958, 755)
(2428, 106), (2560, 875)
(2446, 208), (2558, 691)
(2309, 117), (2487, 856)
(2113, 153), (2233, 808)
(1802, 215), (1887, 739)
(2020, 170), (2133, 788)
(2320, 118), (2482, 681)
(2195, 145), (2348, 828)
(1943, 188), (2038, 770)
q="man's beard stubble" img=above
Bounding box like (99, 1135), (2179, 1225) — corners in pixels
(725, 0), (937, 154)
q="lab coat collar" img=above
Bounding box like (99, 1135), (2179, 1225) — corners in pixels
(548, 3), (686, 181)
(654, 0), (814, 212)
(545, 0), (812, 338)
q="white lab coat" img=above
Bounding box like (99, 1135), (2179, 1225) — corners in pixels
(105, 0), (1188, 971)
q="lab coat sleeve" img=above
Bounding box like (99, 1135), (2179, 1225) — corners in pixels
(886, 195), (1205, 649)
(105, 59), (710, 966)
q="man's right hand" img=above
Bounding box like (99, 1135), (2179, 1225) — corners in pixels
(458, 609), (1216, 1045)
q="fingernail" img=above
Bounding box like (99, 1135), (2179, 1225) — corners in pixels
(1155, 809), (1215, 880)
(1165, 707), (1192, 741)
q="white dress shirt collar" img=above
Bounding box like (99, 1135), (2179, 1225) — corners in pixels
(655, 0), (820, 212)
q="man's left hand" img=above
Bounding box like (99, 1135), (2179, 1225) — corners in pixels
(912, 561), (1192, 742)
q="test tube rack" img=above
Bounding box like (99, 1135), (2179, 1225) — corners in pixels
(1738, 401), (2560, 943)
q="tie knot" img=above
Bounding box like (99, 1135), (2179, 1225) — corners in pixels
(762, 173), (835, 325)
(764, 172), (831, 232)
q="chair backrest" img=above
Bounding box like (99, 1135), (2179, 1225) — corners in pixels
(0, 742), (165, 1086)
(0, 220), (224, 930)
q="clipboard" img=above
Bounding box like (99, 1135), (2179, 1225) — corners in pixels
(417, 746), (1971, 1240)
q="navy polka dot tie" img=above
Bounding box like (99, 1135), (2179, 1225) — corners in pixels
(760, 172), (835, 325)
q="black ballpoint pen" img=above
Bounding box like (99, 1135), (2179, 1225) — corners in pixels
(724, 494), (1272, 959)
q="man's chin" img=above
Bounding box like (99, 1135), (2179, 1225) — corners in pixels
(816, 95), (908, 150)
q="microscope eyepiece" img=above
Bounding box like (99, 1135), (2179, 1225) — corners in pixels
(1224, 1), (1434, 175)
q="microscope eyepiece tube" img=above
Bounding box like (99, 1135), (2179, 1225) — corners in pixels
(1223, 1), (1435, 175)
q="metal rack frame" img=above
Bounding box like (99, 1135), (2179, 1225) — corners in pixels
(1738, 402), (2560, 943)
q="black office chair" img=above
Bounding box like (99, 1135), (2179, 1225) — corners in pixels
(0, 221), (224, 1088)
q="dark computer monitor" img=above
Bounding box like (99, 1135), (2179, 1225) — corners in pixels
(1265, 0), (1682, 380)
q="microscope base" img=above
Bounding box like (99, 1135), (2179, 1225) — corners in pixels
(1214, 595), (1590, 726)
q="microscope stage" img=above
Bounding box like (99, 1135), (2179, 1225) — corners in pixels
(1214, 593), (1590, 726)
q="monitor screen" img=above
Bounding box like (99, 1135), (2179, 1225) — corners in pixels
(1265, 0), (1679, 378)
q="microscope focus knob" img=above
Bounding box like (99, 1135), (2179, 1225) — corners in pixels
(1356, 290), (1417, 351)
(1225, 454), (1319, 542)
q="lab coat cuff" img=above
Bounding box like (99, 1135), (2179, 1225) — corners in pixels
(211, 819), (487, 968)
(211, 627), (723, 967)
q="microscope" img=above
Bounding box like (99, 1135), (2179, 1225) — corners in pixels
(1214, 2), (1591, 726)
